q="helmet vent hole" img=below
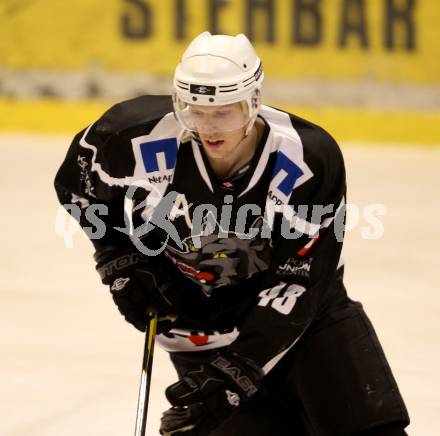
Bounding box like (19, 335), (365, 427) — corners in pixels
(243, 64), (247, 68)
(192, 96), (197, 101)
(209, 98), (214, 102)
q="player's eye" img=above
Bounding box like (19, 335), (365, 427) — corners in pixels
(215, 111), (230, 118)
(191, 110), (204, 118)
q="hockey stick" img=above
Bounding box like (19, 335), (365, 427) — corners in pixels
(134, 308), (158, 436)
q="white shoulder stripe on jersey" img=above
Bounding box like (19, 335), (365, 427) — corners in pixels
(79, 113), (183, 192)
(260, 106), (314, 195)
(79, 124), (137, 188)
(239, 125), (274, 198)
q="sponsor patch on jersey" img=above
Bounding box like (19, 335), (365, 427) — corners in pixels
(77, 155), (96, 197)
(140, 138), (178, 173)
(190, 84), (216, 95)
(270, 151), (304, 197)
(276, 257), (312, 278)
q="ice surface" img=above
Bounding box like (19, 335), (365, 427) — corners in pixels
(1, 134), (439, 435)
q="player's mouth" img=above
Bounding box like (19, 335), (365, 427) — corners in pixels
(205, 138), (224, 149)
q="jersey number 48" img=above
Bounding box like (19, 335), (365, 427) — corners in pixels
(258, 283), (306, 315)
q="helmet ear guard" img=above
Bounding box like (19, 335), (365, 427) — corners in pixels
(244, 88), (262, 136)
(173, 32), (263, 135)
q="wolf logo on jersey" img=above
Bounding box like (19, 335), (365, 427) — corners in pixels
(164, 217), (271, 296)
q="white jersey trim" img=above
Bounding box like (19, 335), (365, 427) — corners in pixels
(262, 327), (308, 374)
(156, 327), (239, 353)
(79, 124), (136, 188)
(261, 106), (314, 195)
(79, 113), (183, 192)
(241, 107), (314, 200)
(239, 125), (274, 198)
(191, 139), (214, 193)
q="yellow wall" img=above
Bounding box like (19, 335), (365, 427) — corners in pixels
(1, 99), (439, 145)
(2, 0), (439, 84)
(1, 1), (439, 142)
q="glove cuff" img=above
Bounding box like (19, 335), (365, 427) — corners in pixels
(94, 247), (148, 284)
(209, 352), (263, 401)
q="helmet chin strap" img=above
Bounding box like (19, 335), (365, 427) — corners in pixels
(236, 118), (255, 147)
(228, 117), (259, 161)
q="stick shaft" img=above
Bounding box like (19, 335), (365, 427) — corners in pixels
(134, 310), (158, 436)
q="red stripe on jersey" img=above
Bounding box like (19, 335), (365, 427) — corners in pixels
(297, 235), (320, 256)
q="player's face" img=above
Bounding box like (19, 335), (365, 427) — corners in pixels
(190, 103), (248, 158)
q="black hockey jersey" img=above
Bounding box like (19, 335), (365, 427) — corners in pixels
(55, 95), (346, 374)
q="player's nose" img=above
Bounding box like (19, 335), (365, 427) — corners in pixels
(199, 115), (221, 132)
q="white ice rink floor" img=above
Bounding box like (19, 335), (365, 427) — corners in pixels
(1, 134), (439, 435)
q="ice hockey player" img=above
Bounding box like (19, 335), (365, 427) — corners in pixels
(55, 32), (410, 435)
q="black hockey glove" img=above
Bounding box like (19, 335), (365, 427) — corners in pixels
(160, 352), (263, 435)
(94, 247), (177, 333)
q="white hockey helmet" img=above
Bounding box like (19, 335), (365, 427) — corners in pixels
(173, 32), (264, 134)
